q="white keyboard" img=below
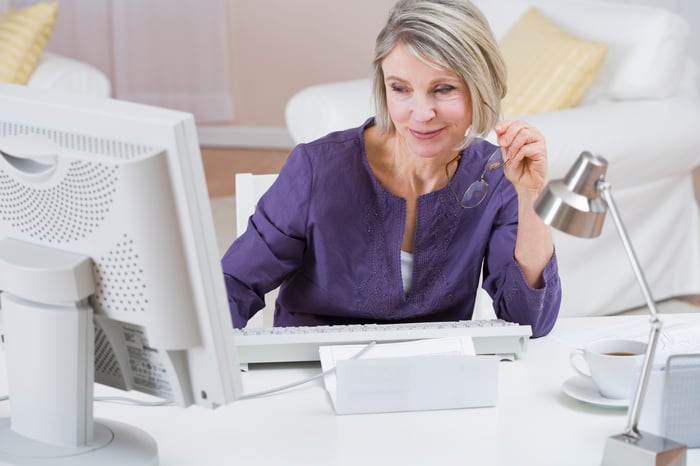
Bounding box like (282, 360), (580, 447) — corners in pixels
(233, 319), (532, 364)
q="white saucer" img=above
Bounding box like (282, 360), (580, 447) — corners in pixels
(562, 376), (628, 408)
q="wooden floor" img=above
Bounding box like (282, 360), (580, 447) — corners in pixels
(201, 147), (289, 198)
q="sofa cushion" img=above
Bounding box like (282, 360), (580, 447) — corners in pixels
(473, 0), (689, 101)
(0, 2), (58, 85)
(499, 7), (607, 118)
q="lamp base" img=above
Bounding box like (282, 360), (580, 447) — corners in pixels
(601, 431), (686, 466)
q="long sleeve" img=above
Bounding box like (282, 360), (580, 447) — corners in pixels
(221, 119), (561, 333)
(479, 179), (561, 337)
(221, 146), (312, 328)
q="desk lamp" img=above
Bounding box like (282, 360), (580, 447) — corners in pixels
(533, 151), (687, 466)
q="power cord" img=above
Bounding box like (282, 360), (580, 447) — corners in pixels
(94, 396), (173, 406)
(0, 340), (377, 407)
(239, 340), (376, 400)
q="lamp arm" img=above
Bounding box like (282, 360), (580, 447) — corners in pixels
(598, 181), (662, 438)
(598, 182), (659, 318)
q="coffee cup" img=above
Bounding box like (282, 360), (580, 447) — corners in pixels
(569, 338), (646, 399)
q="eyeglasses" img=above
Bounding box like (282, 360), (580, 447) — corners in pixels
(446, 147), (508, 208)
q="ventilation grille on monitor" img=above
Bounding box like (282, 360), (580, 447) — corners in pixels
(93, 234), (149, 315)
(0, 121), (156, 160)
(0, 160), (119, 244)
(94, 321), (126, 389)
(0, 120), (159, 244)
(1, 121), (156, 313)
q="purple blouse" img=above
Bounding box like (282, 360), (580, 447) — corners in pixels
(222, 119), (561, 336)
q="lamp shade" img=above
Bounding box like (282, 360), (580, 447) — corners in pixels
(534, 151), (608, 238)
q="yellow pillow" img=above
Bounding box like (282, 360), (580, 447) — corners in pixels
(499, 7), (607, 119)
(0, 2), (58, 84)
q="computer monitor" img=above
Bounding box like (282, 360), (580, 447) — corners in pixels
(0, 83), (242, 464)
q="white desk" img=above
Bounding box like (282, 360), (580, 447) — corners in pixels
(2, 314), (699, 466)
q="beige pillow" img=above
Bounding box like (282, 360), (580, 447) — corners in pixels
(499, 7), (607, 119)
(0, 2), (58, 84)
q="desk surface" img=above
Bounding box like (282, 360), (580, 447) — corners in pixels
(2, 314), (700, 466)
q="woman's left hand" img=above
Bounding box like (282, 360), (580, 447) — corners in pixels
(494, 120), (547, 195)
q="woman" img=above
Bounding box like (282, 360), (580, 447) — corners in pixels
(222, 0), (561, 336)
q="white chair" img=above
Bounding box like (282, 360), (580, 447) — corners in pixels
(235, 172), (278, 328)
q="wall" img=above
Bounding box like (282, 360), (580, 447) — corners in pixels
(26, 0), (394, 148)
(33, 0), (697, 147)
(206, 0), (700, 148)
(199, 1), (396, 148)
(226, 1), (395, 128)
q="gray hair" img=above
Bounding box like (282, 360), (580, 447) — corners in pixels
(372, 0), (506, 147)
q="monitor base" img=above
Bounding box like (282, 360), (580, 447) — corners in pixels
(0, 418), (158, 466)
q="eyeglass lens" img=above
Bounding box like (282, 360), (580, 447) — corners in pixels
(461, 148), (505, 207)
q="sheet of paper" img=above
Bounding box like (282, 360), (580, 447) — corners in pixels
(652, 323), (700, 365)
(552, 316), (700, 368)
(319, 337), (476, 409)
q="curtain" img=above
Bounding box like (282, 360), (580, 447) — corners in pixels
(10, 0), (235, 124)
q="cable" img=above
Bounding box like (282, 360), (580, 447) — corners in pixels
(95, 340), (376, 403)
(94, 396), (173, 407)
(0, 341), (377, 407)
(0, 394), (170, 407)
(238, 340), (376, 400)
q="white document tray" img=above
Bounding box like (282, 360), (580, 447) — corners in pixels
(640, 353), (700, 448)
(333, 354), (498, 415)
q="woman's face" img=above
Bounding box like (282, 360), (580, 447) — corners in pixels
(382, 43), (472, 161)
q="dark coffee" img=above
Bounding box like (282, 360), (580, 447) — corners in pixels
(604, 351), (637, 356)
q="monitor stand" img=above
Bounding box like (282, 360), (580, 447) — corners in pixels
(0, 238), (158, 465)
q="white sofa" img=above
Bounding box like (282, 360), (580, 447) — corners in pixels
(0, 1), (111, 97)
(27, 52), (111, 97)
(284, 0), (700, 317)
